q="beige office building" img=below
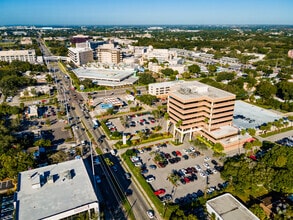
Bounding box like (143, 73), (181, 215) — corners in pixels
(0, 49), (36, 63)
(68, 47), (93, 66)
(150, 81), (250, 151)
(97, 44), (122, 64)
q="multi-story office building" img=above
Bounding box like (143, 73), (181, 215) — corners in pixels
(15, 159), (100, 220)
(68, 47), (93, 66)
(97, 44), (122, 64)
(70, 34), (90, 44)
(0, 49), (36, 63)
(149, 81), (250, 151)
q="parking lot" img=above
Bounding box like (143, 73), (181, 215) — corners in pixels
(106, 113), (161, 137)
(130, 143), (225, 202)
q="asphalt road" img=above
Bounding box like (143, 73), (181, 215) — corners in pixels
(40, 39), (153, 219)
(55, 63), (155, 219)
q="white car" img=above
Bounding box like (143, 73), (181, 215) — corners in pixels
(204, 156), (211, 161)
(189, 146), (195, 152)
(146, 210), (154, 219)
(146, 176), (155, 183)
(195, 164), (201, 171)
(203, 162), (210, 168)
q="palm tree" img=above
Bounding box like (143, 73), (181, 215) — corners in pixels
(164, 112), (170, 132)
(175, 120), (182, 128)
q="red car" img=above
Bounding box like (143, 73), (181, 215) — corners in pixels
(154, 189), (166, 196)
(176, 151), (182, 157)
(249, 155), (257, 161)
(184, 177), (190, 183)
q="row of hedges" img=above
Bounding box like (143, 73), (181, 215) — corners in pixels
(115, 132), (172, 149)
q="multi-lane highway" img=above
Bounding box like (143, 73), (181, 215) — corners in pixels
(46, 60), (154, 219)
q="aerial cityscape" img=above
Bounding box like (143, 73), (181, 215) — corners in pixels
(0, 1), (292, 220)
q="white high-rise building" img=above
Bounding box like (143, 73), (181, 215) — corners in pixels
(68, 47), (93, 66)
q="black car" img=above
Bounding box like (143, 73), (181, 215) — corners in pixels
(191, 173), (198, 180)
(182, 155), (189, 160)
(211, 159), (218, 165)
(149, 164), (157, 170)
(180, 178), (186, 184)
(214, 165), (224, 172)
(125, 189), (133, 196)
(197, 189), (204, 197)
(171, 151), (177, 157)
(174, 157), (181, 163)
(206, 169), (213, 175)
(168, 158), (175, 164)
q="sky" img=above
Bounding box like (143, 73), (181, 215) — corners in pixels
(0, 0), (292, 26)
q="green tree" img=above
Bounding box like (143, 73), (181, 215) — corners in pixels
(249, 204), (267, 220)
(45, 74), (53, 84)
(256, 81), (277, 100)
(247, 128), (256, 136)
(161, 68), (175, 76)
(188, 64), (200, 73)
(175, 120), (182, 128)
(138, 73), (156, 85)
(181, 72), (191, 79)
(34, 139), (52, 148)
(213, 143), (224, 153)
(136, 94), (157, 105)
(207, 64), (217, 75)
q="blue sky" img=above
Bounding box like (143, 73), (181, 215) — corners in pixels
(0, 0), (292, 25)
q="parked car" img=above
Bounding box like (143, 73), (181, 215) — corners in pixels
(154, 189), (166, 196)
(149, 164), (157, 170)
(125, 189), (133, 196)
(146, 175), (156, 183)
(204, 156), (211, 161)
(203, 162), (210, 168)
(211, 159), (218, 165)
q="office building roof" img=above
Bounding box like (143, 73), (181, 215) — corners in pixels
(170, 81), (235, 100)
(207, 193), (259, 220)
(73, 67), (135, 82)
(16, 159), (98, 220)
(233, 100), (282, 129)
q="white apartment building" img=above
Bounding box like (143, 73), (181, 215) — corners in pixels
(0, 49), (36, 63)
(68, 47), (93, 66)
(97, 44), (122, 64)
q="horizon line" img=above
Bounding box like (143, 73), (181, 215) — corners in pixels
(1, 23), (293, 27)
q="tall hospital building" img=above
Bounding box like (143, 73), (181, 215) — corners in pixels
(149, 81), (250, 152)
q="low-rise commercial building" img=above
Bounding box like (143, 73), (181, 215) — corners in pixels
(73, 66), (138, 87)
(0, 49), (36, 63)
(206, 193), (259, 220)
(15, 159), (99, 220)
